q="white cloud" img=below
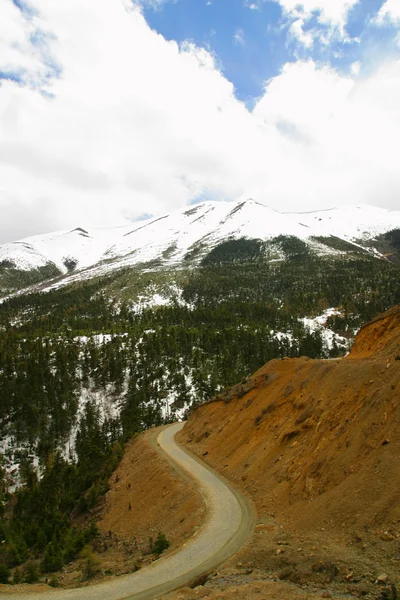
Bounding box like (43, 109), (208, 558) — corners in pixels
(0, 0), (52, 85)
(244, 1), (259, 9)
(0, 0), (400, 243)
(374, 0), (400, 24)
(272, 0), (360, 46)
(132, 0), (174, 9)
(233, 28), (245, 46)
(253, 59), (400, 209)
(350, 60), (361, 75)
(287, 18), (314, 48)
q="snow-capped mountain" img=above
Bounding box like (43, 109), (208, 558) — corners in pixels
(1, 200), (399, 293)
(0, 225), (132, 273)
(292, 204), (400, 240)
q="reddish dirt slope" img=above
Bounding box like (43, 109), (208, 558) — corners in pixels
(350, 304), (400, 359)
(176, 305), (400, 598)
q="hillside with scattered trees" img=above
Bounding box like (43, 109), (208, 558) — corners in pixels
(0, 240), (400, 583)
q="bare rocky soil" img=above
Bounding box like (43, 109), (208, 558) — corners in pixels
(173, 305), (400, 600)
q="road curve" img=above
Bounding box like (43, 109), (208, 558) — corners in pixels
(10, 422), (255, 600)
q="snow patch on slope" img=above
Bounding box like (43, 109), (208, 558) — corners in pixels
(301, 308), (349, 355)
(293, 204), (400, 241)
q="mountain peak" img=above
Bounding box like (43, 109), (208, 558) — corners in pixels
(1, 201), (400, 291)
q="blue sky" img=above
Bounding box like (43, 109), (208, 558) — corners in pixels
(139, 0), (398, 103)
(141, 0), (285, 104)
(0, 0), (400, 242)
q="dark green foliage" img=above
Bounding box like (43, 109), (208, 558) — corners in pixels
(0, 263), (61, 294)
(0, 563), (10, 583)
(13, 567), (22, 584)
(23, 561), (39, 583)
(271, 235), (309, 259)
(0, 259), (15, 269)
(311, 235), (366, 253)
(79, 546), (101, 579)
(0, 412), (118, 575)
(41, 544), (64, 573)
(373, 229), (400, 264)
(384, 229), (400, 248)
(152, 532), (170, 555)
(201, 238), (266, 265)
(63, 257), (78, 272)
(183, 242), (207, 262)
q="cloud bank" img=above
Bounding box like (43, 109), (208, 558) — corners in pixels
(0, 0), (399, 243)
(275, 0), (360, 46)
(375, 0), (400, 25)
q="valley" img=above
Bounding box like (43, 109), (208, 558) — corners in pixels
(0, 200), (399, 598)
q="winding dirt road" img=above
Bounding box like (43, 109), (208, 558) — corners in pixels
(9, 422), (255, 600)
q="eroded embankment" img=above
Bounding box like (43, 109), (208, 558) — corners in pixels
(97, 427), (205, 569)
(175, 305), (400, 598)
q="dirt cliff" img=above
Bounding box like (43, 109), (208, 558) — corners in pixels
(175, 305), (400, 599)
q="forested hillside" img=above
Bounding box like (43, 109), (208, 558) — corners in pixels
(0, 238), (399, 583)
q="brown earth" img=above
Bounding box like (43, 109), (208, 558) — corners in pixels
(98, 428), (205, 550)
(172, 304), (400, 600)
(82, 429), (205, 587)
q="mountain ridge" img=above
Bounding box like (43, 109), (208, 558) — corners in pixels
(1, 199), (400, 296)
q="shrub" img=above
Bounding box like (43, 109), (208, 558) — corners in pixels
(13, 568), (22, 584)
(80, 546), (101, 580)
(0, 563), (10, 584)
(23, 561), (39, 583)
(40, 544), (63, 573)
(152, 532), (170, 556)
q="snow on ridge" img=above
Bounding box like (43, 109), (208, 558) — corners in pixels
(0, 223), (134, 273)
(1, 199), (399, 281)
(292, 204), (400, 241)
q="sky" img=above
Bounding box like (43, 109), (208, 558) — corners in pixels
(0, 0), (400, 242)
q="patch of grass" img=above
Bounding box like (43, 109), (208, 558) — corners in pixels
(278, 566), (302, 584)
(311, 561), (339, 582)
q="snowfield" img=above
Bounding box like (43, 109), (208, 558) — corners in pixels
(292, 204), (400, 241)
(1, 200), (399, 293)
